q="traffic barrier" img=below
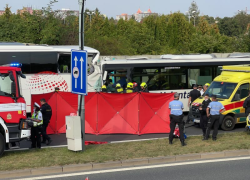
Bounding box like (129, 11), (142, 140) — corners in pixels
(31, 92), (174, 135)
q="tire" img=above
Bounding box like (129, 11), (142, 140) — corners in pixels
(0, 133), (4, 157)
(221, 116), (235, 131)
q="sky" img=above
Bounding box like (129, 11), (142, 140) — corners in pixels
(0, 0), (249, 18)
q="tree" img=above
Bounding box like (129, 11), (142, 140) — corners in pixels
(198, 16), (210, 35)
(188, 1), (200, 26)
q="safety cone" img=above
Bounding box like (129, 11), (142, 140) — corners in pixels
(85, 177), (89, 180)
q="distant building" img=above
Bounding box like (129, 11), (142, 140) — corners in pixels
(17, 7), (33, 15)
(0, 10), (5, 16)
(57, 9), (79, 19)
(116, 13), (132, 21)
(134, 8), (157, 22)
(116, 8), (157, 22)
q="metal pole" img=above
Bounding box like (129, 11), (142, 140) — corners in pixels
(78, 0), (85, 151)
(194, 16), (195, 27)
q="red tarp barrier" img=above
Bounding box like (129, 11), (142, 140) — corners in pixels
(32, 92), (174, 135)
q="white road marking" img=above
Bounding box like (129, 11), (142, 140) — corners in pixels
(14, 156), (250, 180)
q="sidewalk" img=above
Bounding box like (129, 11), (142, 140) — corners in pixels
(1, 149), (250, 179)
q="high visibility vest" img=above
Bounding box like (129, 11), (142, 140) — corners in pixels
(116, 88), (123, 93)
(32, 112), (43, 127)
(126, 88), (133, 93)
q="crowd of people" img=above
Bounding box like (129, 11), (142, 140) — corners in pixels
(101, 81), (149, 93)
(169, 83), (225, 146)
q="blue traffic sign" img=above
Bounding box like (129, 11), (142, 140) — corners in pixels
(71, 50), (88, 95)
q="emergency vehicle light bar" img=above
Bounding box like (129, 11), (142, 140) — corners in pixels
(10, 63), (22, 67)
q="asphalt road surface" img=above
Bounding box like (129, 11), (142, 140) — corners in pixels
(18, 122), (246, 149)
(11, 156), (250, 180)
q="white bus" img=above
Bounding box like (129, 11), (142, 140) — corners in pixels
(98, 54), (250, 111)
(0, 43), (100, 113)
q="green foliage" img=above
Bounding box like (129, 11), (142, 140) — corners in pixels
(0, 1), (250, 55)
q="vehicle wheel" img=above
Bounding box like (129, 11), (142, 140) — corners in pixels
(0, 133), (4, 157)
(221, 116), (235, 131)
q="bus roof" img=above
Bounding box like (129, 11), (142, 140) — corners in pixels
(101, 57), (250, 67)
(0, 44), (99, 54)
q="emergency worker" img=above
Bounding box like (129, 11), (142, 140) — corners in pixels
(243, 91), (250, 116)
(133, 82), (140, 92)
(115, 83), (123, 93)
(125, 82), (134, 93)
(203, 83), (210, 93)
(30, 103), (43, 149)
(140, 82), (149, 92)
(40, 99), (52, 145)
(169, 93), (186, 146)
(199, 94), (211, 139)
(101, 85), (107, 93)
(205, 95), (225, 141)
(187, 84), (201, 123)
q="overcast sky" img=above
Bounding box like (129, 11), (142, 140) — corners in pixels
(1, 0), (249, 18)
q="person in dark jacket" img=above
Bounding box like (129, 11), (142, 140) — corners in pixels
(133, 82), (140, 92)
(243, 91), (250, 116)
(40, 98), (52, 145)
(199, 94), (211, 139)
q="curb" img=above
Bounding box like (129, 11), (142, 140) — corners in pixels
(1, 149), (250, 179)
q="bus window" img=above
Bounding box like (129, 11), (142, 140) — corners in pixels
(30, 52), (57, 73)
(58, 54), (71, 73)
(0, 52), (31, 74)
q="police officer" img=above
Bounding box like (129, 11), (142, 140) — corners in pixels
(30, 103), (43, 149)
(199, 94), (211, 139)
(205, 95), (225, 141)
(243, 91), (250, 116)
(125, 82), (134, 93)
(140, 82), (149, 92)
(40, 98), (52, 145)
(169, 93), (186, 146)
(115, 83), (123, 93)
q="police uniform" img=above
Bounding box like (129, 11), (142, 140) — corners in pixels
(200, 99), (211, 137)
(40, 103), (52, 144)
(30, 111), (43, 148)
(205, 101), (224, 140)
(169, 97), (186, 146)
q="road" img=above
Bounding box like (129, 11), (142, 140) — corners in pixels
(11, 156), (250, 180)
(18, 122), (246, 149)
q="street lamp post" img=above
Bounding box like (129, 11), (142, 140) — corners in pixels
(192, 11), (196, 27)
(87, 11), (95, 25)
(186, 11), (191, 23)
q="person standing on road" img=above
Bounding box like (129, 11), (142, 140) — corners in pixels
(115, 83), (123, 93)
(204, 95), (225, 141)
(125, 82), (134, 93)
(169, 93), (186, 146)
(243, 91), (250, 116)
(40, 98), (52, 145)
(30, 103), (43, 149)
(199, 94), (211, 139)
(187, 85), (201, 123)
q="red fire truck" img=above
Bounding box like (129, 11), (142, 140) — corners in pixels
(0, 64), (30, 157)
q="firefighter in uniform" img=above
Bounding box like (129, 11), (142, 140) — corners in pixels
(199, 94), (211, 139)
(101, 85), (107, 93)
(40, 98), (52, 145)
(30, 103), (43, 149)
(140, 82), (149, 92)
(115, 83), (123, 93)
(125, 82), (134, 93)
(169, 93), (186, 146)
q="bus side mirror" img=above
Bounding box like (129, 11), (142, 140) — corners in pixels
(233, 94), (240, 101)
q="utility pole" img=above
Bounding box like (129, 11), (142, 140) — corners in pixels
(87, 11), (95, 26)
(78, 0), (85, 151)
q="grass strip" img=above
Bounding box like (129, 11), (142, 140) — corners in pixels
(0, 132), (250, 171)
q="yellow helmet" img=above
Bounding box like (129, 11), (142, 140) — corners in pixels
(116, 83), (121, 88)
(140, 82), (147, 88)
(127, 82), (133, 89)
(205, 83), (210, 87)
(102, 85), (107, 89)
